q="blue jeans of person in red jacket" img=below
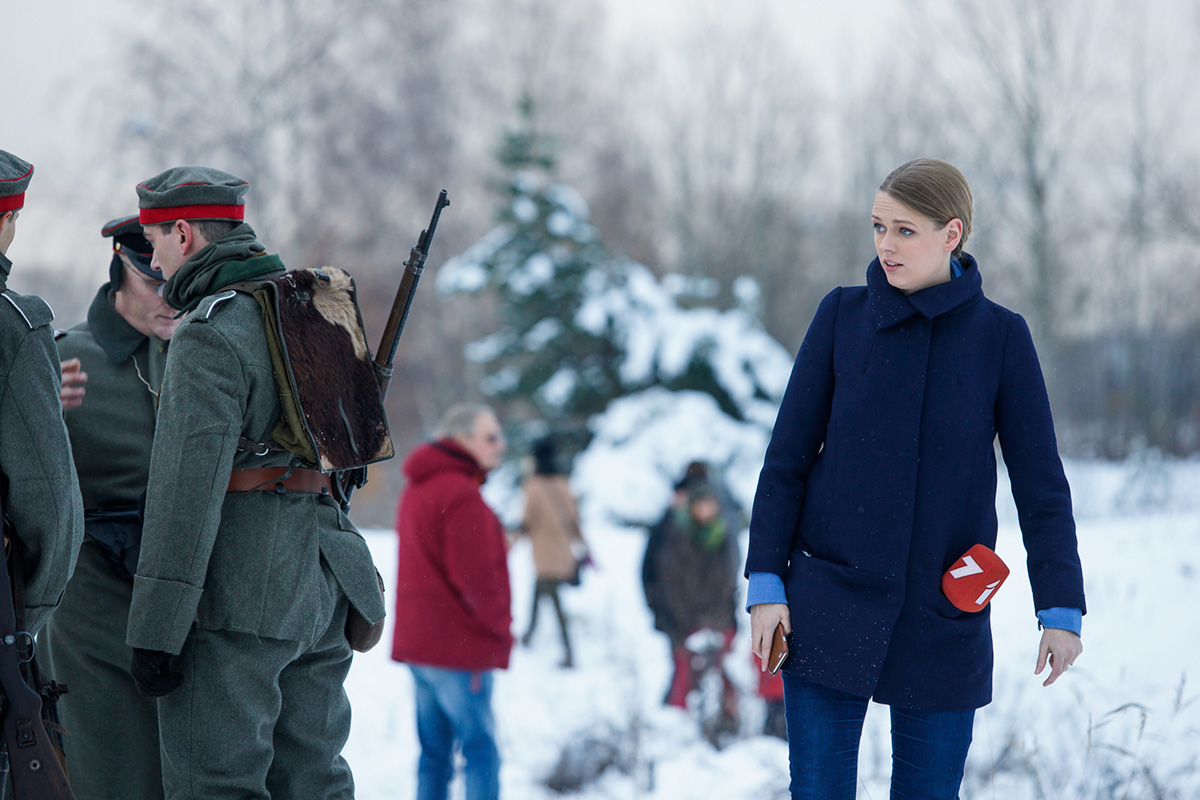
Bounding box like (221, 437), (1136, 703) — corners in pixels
(410, 665), (500, 800)
(782, 674), (974, 800)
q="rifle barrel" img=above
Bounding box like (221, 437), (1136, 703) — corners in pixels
(372, 190), (449, 400)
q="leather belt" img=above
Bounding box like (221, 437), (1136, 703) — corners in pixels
(227, 467), (332, 496)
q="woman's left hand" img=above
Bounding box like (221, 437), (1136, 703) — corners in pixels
(1035, 628), (1083, 687)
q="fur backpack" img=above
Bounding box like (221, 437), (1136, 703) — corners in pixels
(252, 267), (394, 472)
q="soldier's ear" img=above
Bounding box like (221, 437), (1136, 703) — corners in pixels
(175, 219), (198, 252)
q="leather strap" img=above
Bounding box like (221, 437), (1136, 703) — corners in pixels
(227, 467), (332, 496)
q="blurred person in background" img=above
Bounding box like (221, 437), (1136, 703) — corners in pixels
(756, 662), (787, 740)
(642, 478), (740, 724)
(391, 403), (512, 800)
(671, 460), (744, 535)
(517, 435), (588, 668)
(746, 158), (1085, 799)
(42, 215), (176, 800)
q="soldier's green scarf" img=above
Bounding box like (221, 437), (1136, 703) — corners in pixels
(164, 223), (284, 313)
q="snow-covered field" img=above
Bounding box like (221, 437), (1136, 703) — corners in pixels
(344, 457), (1200, 799)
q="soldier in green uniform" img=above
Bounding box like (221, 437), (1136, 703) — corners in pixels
(0, 149), (83, 633)
(125, 167), (385, 799)
(41, 216), (176, 800)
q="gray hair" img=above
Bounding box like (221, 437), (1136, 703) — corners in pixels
(437, 402), (496, 439)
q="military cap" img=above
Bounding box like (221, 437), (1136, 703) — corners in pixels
(102, 214), (158, 286)
(136, 166), (249, 224)
(0, 150), (34, 213)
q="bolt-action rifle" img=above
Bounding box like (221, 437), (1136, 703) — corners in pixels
(0, 490), (76, 800)
(332, 189), (450, 508)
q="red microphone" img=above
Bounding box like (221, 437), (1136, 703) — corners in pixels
(941, 544), (1010, 612)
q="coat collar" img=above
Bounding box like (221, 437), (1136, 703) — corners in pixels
(867, 252), (983, 330)
(86, 284), (148, 365)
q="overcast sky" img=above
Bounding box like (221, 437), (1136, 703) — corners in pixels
(2, 1), (895, 180)
(3, 0), (111, 160)
(0, 0), (893, 288)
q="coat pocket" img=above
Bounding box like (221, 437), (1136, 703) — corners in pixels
(785, 552), (904, 695)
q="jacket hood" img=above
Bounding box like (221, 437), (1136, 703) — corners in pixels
(403, 439), (486, 485)
(867, 252), (983, 331)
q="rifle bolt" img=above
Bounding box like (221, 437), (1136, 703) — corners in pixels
(3, 635), (12, 645)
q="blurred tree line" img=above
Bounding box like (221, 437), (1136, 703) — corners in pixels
(25, 0), (1200, 523)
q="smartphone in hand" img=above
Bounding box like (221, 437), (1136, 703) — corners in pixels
(768, 622), (788, 674)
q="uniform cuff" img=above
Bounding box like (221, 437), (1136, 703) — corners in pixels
(127, 575), (203, 655)
(1036, 607), (1082, 636)
(746, 571), (787, 611)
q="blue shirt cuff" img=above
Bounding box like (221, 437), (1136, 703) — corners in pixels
(746, 571), (787, 612)
(1036, 607), (1082, 636)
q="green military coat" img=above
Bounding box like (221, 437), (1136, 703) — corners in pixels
(126, 251), (385, 655)
(42, 284), (167, 800)
(59, 286), (168, 509)
(0, 253), (84, 632)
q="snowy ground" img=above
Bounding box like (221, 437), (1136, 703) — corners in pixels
(343, 457), (1200, 799)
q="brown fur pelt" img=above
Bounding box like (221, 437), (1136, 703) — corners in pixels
(262, 267), (393, 471)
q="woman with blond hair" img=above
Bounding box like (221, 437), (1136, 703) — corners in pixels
(746, 158), (1085, 799)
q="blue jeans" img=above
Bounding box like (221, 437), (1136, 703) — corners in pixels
(409, 665), (500, 800)
(782, 673), (974, 800)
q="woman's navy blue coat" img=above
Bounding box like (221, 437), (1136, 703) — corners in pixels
(746, 255), (1086, 711)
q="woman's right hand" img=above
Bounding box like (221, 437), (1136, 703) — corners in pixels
(750, 602), (792, 672)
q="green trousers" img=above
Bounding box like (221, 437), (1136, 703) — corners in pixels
(157, 567), (356, 799)
(41, 538), (163, 800)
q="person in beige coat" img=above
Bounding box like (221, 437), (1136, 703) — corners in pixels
(518, 437), (587, 668)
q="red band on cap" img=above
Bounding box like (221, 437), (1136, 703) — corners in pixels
(139, 204), (245, 224)
(0, 193), (25, 213)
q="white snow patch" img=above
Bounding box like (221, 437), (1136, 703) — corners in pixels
(345, 456), (1200, 798)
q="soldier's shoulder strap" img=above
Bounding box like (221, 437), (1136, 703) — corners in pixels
(189, 289), (246, 325)
(0, 290), (53, 331)
(190, 281), (268, 325)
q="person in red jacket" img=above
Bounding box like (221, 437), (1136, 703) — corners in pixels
(391, 402), (512, 800)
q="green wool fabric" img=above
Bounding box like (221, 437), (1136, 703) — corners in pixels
(156, 571), (355, 798)
(0, 285), (84, 634)
(56, 288), (168, 508)
(42, 541), (163, 800)
(40, 284), (167, 800)
(128, 272), (385, 655)
(0, 150), (33, 199)
(136, 166), (248, 212)
(162, 224), (279, 312)
(127, 233), (384, 793)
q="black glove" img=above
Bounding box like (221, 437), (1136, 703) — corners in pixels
(131, 647), (184, 697)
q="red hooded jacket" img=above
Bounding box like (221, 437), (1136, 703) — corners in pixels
(390, 439), (512, 670)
